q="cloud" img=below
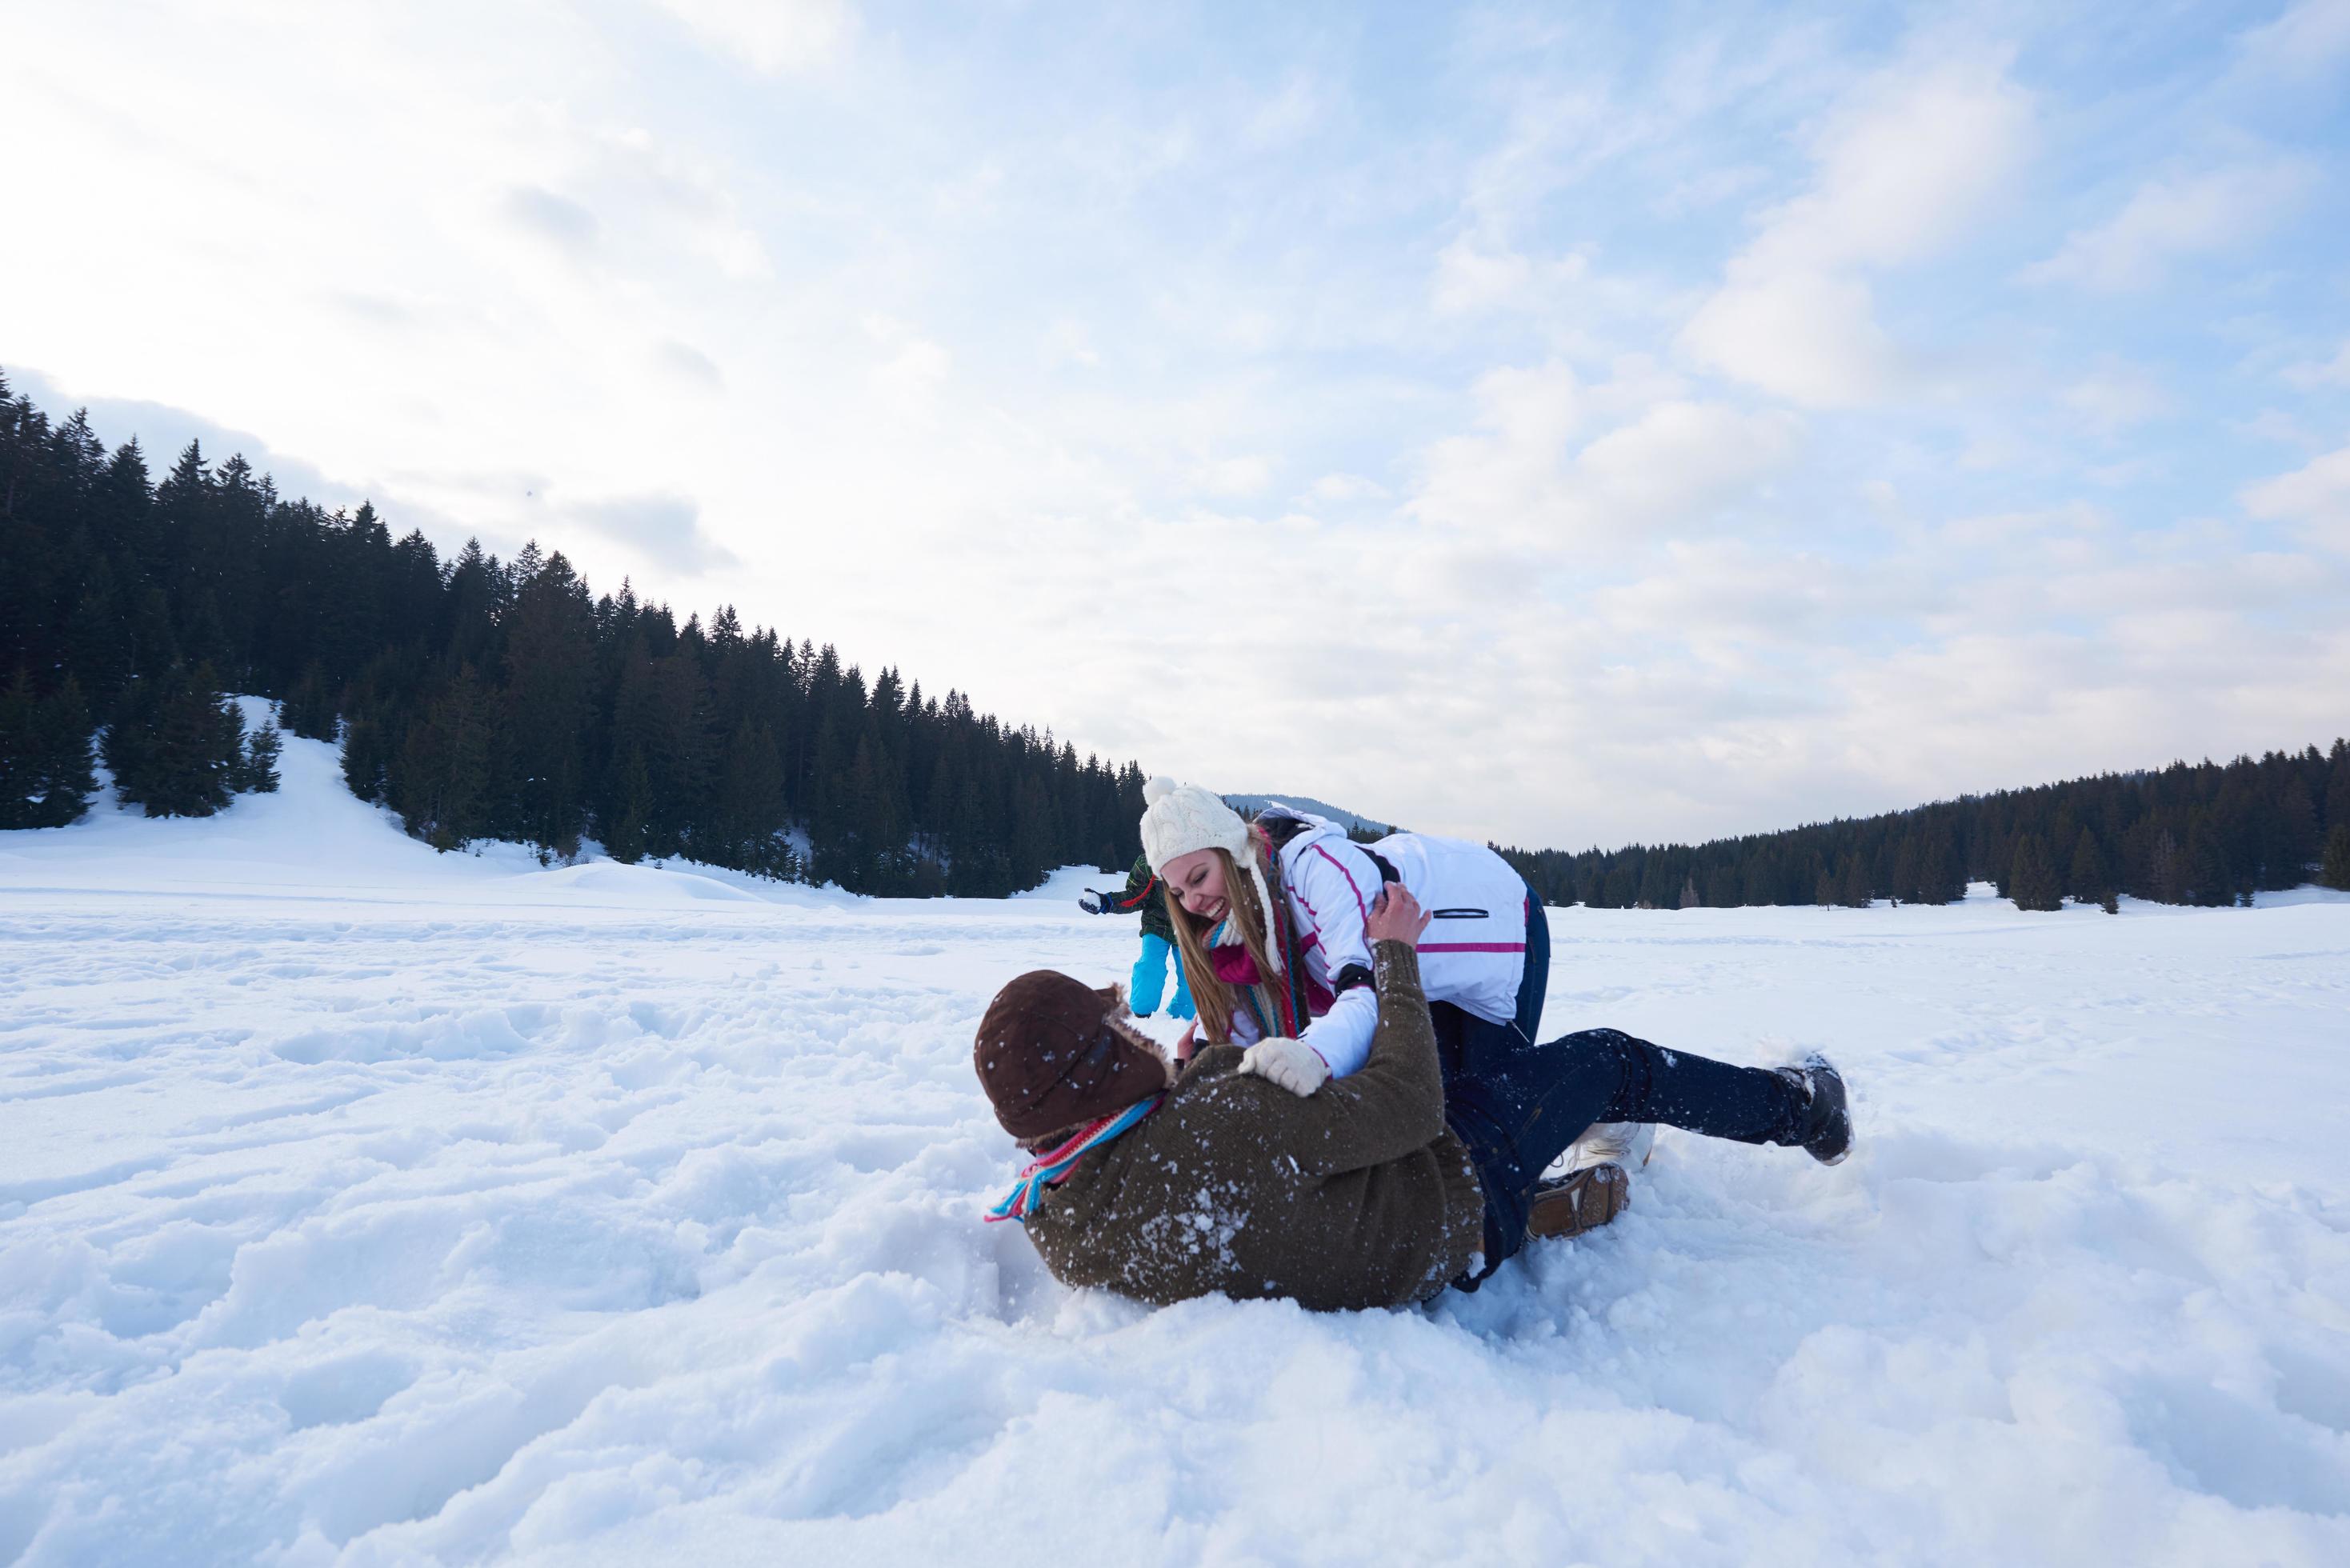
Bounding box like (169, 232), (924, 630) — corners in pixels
(1680, 53), (2034, 406)
(1940, 501), (2109, 550)
(334, 292), (415, 329)
(648, 0), (851, 74)
(652, 340), (724, 390)
(1412, 362), (1799, 546)
(6, 365), (359, 512)
(1193, 454), (1273, 499)
(2021, 161), (2311, 293)
(2282, 339), (2350, 389)
(1571, 400), (1800, 529)
(1306, 472), (1387, 504)
(863, 317), (951, 410)
(566, 492), (742, 574)
(1585, 539), (1890, 649)
(502, 185), (600, 258)
(2241, 445), (2350, 553)
(2062, 364), (2175, 434)
(1738, 58), (2034, 275)
(1040, 318), (1102, 370)
(1431, 236), (1539, 317)
(2233, 0), (2350, 83)
(1681, 272), (1897, 409)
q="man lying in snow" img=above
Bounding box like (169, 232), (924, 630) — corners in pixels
(974, 886), (1852, 1310)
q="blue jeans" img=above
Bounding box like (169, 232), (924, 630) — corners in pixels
(1434, 890), (1804, 1280)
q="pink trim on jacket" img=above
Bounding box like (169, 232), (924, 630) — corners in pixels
(1307, 843), (1371, 925)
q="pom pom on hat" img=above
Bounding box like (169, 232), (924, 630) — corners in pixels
(1143, 775), (1179, 807)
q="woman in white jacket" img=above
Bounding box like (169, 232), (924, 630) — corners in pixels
(1139, 778), (1546, 1099)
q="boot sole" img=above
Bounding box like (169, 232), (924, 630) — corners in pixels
(1527, 1162), (1630, 1240)
(1807, 1059), (1852, 1166)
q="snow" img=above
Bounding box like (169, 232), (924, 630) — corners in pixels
(3, 720), (2348, 1565)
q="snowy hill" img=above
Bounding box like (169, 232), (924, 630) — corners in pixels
(0, 698), (863, 912)
(3, 723), (2348, 1563)
(1221, 791), (1397, 834)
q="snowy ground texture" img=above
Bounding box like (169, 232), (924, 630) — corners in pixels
(4, 718), (2349, 1566)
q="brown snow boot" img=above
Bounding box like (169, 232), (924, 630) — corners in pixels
(1527, 1162), (1630, 1240)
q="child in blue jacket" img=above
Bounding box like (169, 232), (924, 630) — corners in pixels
(1079, 854), (1195, 1020)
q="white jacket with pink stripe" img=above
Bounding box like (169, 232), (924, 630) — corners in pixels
(1227, 811), (1531, 1079)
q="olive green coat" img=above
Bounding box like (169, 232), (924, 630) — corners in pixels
(1117, 853), (1177, 945)
(1023, 940), (1486, 1310)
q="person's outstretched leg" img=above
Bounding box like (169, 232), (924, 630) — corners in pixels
(1447, 1029), (1847, 1277)
(1523, 1029), (1800, 1153)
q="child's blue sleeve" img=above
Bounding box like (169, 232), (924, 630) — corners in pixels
(1130, 931), (1171, 1016)
(1167, 942), (1195, 1020)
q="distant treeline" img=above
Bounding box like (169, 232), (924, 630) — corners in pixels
(1498, 742), (2350, 911)
(0, 370), (1144, 893)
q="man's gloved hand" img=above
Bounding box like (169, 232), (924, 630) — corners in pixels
(1238, 1037), (1330, 1097)
(1078, 890), (1107, 914)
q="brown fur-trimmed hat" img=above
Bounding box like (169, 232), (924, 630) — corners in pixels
(974, 970), (1167, 1141)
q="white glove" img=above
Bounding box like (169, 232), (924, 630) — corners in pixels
(1238, 1037), (1330, 1097)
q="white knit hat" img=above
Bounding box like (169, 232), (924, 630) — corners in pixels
(1139, 778), (1282, 972)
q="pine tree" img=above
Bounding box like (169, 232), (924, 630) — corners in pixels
(1888, 834), (1920, 906)
(0, 670), (38, 826)
(1920, 826), (1966, 904)
(394, 667), (493, 851)
(499, 550), (596, 858)
(2327, 741), (2350, 841)
(711, 719), (787, 874)
(2009, 834), (2062, 911)
(42, 678), (99, 826)
(2068, 827), (2108, 908)
(238, 719), (282, 794)
(844, 732), (893, 888)
(2267, 777), (2318, 887)
(225, 719), (282, 799)
(2185, 817), (2232, 907)
(280, 662), (340, 741)
(0, 670), (92, 827)
(341, 714), (391, 802)
(64, 560), (133, 719)
(106, 663), (243, 817)
(604, 744), (653, 863)
(128, 583), (181, 685)
(2147, 826), (2184, 904)
(2320, 824), (2350, 893)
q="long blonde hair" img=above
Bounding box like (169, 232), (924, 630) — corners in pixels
(1165, 839), (1284, 1045)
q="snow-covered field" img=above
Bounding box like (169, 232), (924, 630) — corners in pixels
(4, 720), (2348, 1566)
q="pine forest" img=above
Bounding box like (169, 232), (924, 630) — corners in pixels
(1494, 742), (2350, 912)
(0, 372), (1146, 894)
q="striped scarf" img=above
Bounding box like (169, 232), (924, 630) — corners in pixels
(984, 1094), (1164, 1224)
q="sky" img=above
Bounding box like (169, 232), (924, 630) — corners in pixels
(4, 0), (2348, 850)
